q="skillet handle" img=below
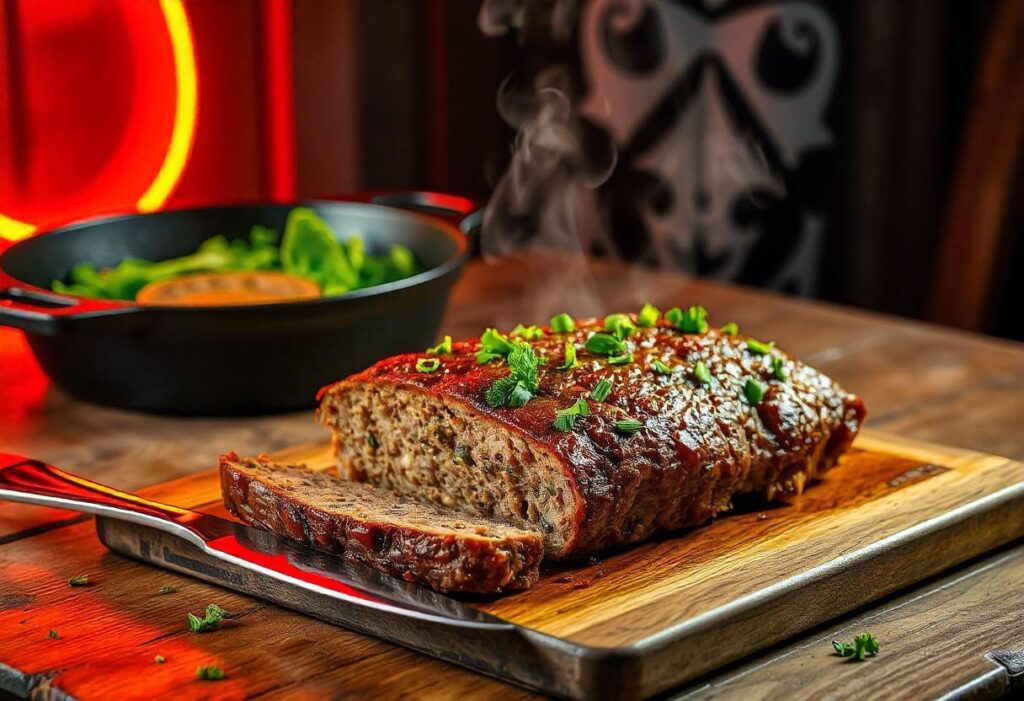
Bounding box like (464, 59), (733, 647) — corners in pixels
(333, 191), (481, 235)
(0, 268), (135, 336)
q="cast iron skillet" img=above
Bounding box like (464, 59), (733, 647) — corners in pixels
(0, 193), (476, 415)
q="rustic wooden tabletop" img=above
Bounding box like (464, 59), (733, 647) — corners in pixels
(1, 255), (1022, 700)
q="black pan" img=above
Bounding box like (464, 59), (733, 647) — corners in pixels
(0, 193), (476, 415)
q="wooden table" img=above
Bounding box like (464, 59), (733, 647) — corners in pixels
(1, 255), (1022, 700)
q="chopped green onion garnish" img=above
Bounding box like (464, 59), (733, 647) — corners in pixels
(772, 356), (787, 382)
(553, 398), (591, 432)
(651, 360), (674, 375)
(49, 629), (58, 639)
(591, 378), (613, 402)
(196, 665), (225, 681)
(603, 313), (637, 340)
(155, 655), (165, 664)
(158, 585), (176, 595)
(720, 322), (739, 336)
(744, 378), (767, 404)
(664, 307), (683, 326)
(67, 575), (89, 587)
(614, 419), (644, 435)
(607, 353), (634, 365)
(693, 361), (711, 385)
(672, 305), (709, 333)
(746, 338), (773, 355)
(511, 324), (545, 341)
(832, 632), (880, 661)
(585, 332), (627, 357)
(425, 335), (452, 355)
(476, 328), (514, 364)
(187, 604), (230, 633)
(550, 312), (575, 333)
(415, 358), (441, 373)
(637, 303), (660, 328)
(557, 342), (579, 370)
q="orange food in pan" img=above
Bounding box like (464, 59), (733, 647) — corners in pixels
(137, 271), (320, 306)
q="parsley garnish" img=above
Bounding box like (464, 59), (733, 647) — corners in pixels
(67, 575), (89, 587)
(196, 665), (225, 681)
(485, 340), (539, 408)
(832, 632), (880, 661)
(511, 324), (545, 341)
(637, 303), (660, 328)
(591, 379), (613, 402)
(485, 376), (532, 408)
(585, 333), (627, 357)
(693, 361), (711, 385)
(415, 358), (440, 373)
(744, 378), (767, 404)
(720, 322), (739, 336)
(557, 342), (579, 370)
(652, 360), (675, 375)
(746, 338), (774, 355)
(425, 335), (452, 355)
(607, 353), (634, 365)
(669, 305), (709, 333)
(187, 604), (231, 633)
(158, 585), (176, 595)
(772, 356), (787, 382)
(604, 313), (637, 340)
(614, 419), (643, 435)
(553, 398), (591, 432)
(550, 313), (575, 333)
(155, 655), (165, 664)
(476, 328), (515, 364)
(49, 629), (58, 639)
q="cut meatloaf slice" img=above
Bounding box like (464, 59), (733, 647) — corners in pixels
(319, 316), (866, 560)
(219, 454), (544, 593)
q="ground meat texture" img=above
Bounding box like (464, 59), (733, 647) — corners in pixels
(220, 454), (544, 593)
(318, 317), (866, 559)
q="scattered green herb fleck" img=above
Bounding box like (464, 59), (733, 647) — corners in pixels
(557, 342), (579, 370)
(673, 305), (709, 333)
(607, 352), (634, 366)
(196, 665), (225, 681)
(155, 655), (165, 664)
(591, 379), (613, 402)
(415, 358), (441, 373)
(584, 332), (627, 357)
(553, 398), (591, 432)
(772, 356), (787, 382)
(511, 324), (545, 341)
(637, 303), (660, 328)
(720, 322), (739, 336)
(67, 575), (89, 587)
(832, 633), (880, 661)
(187, 604), (230, 633)
(366, 433), (379, 449)
(158, 585), (176, 595)
(453, 446), (471, 464)
(693, 361), (712, 385)
(746, 338), (774, 355)
(49, 629), (58, 639)
(425, 335), (452, 355)
(604, 313), (637, 340)
(614, 419), (644, 435)
(652, 360), (675, 375)
(549, 313), (575, 333)
(744, 378), (767, 404)
(664, 307), (683, 326)
(476, 328), (515, 364)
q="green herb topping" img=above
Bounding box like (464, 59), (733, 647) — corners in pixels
(637, 303), (660, 328)
(158, 585), (176, 595)
(607, 353), (634, 366)
(187, 604), (230, 633)
(49, 629), (58, 639)
(485, 341), (540, 408)
(425, 335), (452, 355)
(415, 358), (441, 373)
(591, 379), (613, 402)
(720, 322), (739, 336)
(511, 324), (545, 341)
(196, 665), (225, 681)
(693, 361), (712, 385)
(744, 378), (767, 404)
(67, 575), (89, 587)
(652, 360), (675, 375)
(585, 333), (627, 357)
(669, 305), (709, 333)
(553, 398), (591, 432)
(550, 313), (575, 333)
(772, 356), (787, 382)
(614, 419), (644, 435)
(476, 328), (515, 364)
(832, 632), (880, 661)
(604, 313), (637, 340)
(746, 338), (774, 355)
(155, 655), (165, 664)
(557, 342), (579, 370)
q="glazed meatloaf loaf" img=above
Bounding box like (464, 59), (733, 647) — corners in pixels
(220, 454), (544, 592)
(319, 308), (866, 560)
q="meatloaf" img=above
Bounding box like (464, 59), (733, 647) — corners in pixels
(220, 454), (544, 592)
(319, 313), (865, 560)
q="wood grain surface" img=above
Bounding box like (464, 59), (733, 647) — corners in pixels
(2, 256), (1024, 699)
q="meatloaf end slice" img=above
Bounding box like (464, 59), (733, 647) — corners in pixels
(219, 453), (544, 593)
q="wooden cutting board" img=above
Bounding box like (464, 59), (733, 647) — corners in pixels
(1, 430), (1022, 700)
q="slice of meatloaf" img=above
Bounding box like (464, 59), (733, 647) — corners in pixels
(219, 454), (544, 593)
(318, 314), (866, 560)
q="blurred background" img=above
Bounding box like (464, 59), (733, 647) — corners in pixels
(1, 0), (1021, 339)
